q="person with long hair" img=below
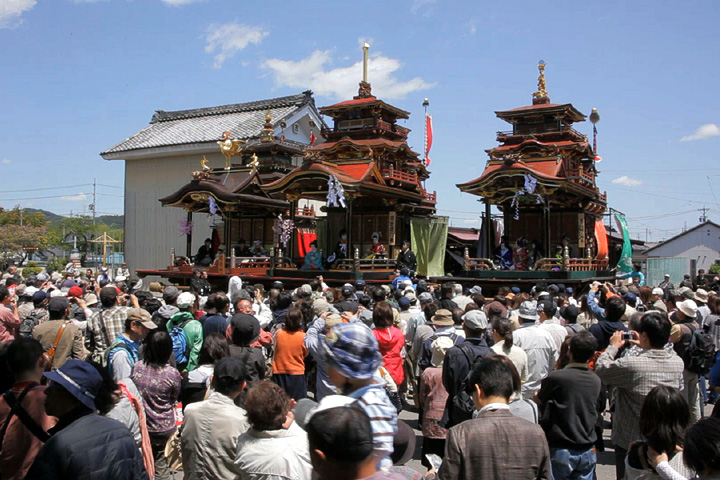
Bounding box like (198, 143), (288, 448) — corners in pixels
(625, 385), (694, 480)
(576, 294), (595, 330)
(682, 417), (720, 479)
(131, 331), (181, 480)
(490, 316), (528, 383)
(372, 301), (405, 386)
(272, 307), (309, 400)
(182, 333), (230, 407)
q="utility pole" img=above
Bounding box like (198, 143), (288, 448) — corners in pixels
(19, 207), (23, 227)
(92, 178), (97, 225)
(699, 206), (709, 223)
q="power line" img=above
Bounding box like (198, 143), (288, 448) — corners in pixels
(0, 184), (92, 194)
(0, 193), (90, 201)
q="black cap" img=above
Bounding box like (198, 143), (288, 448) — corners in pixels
(355, 280), (366, 289)
(271, 281), (284, 291)
(559, 305), (579, 323)
(48, 296), (69, 313)
(230, 313), (260, 346)
(213, 356), (247, 387)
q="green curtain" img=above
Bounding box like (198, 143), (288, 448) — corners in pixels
(614, 213), (633, 273)
(315, 218), (328, 257)
(411, 216), (448, 277)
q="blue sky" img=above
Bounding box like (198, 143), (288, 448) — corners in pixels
(1, 0), (719, 242)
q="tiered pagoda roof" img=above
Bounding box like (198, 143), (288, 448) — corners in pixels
(265, 79), (436, 213)
(159, 114), (304, 214)
(457, 63), (606, 214)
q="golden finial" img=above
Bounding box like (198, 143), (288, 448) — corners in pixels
(249, 153), (260, 170)
(200, 156), (210, 171)
(532, 60), (548, 102)
(217, 131), (244, 170)
(261, 112), (274, 142)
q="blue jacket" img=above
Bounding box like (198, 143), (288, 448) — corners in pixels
(26, 410), (147, 480)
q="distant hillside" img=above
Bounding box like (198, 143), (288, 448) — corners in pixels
(24, 208), (124, 228)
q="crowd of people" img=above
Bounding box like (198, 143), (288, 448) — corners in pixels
(2, 263), (720, 479)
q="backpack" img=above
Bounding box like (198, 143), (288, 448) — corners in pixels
(681, 324), (716, 375)
(169, 320), (191, 366)
(451, 342), (488, 422)
(102, 340), (135, 370)
(19, 312), (43, 338)
(418, 331), (459, 372)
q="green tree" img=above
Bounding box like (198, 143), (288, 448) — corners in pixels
(47, 215), (123, 258)
(0, 206), (48, 265)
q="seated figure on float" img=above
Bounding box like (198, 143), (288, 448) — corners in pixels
(250, 240), (268, 257)
(302, 240), (324, 270)
(495, 240), (513, 269)
(365, 231), (386, 259)
(512, 238), (530, 271)
(326, 229), (348, 267)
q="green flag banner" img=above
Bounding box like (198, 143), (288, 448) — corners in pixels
(614, 213), (633, 273)
(411, 216), (448, 278)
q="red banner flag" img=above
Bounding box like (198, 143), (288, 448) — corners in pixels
(425, 114), (433, 167)
(309, 131), (317, 146)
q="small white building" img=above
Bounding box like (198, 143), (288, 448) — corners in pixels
(644, 220), (720, 274)
(101, 91), (325, 273)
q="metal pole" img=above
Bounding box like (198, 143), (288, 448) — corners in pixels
(362, 44), (369, 83)
(186, 211), (193, 258)
(92, 179), (97, 225)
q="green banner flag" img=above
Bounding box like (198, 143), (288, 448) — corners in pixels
(614, 213), (633, 273)
(411, 216), (448, 277)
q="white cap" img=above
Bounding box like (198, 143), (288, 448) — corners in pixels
(652, 287), (664, 296)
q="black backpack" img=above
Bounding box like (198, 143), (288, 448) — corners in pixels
(451, 342), (488, 422)
(682, 325), (716, 375)
(19, 312), (43, 338)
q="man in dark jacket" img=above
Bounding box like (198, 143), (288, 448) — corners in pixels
(536, 331), (602, 480)
(588, 292), (628, 350)
(396, 240), (417, 273)
(436, 357), (551, 480)
(442, 309), (492, 428)
(26, 359), (147, 480)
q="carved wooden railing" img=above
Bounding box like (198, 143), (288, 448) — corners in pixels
(381, 168), (418, 184)
(534, 258), (610, 272)
(335, 258), (397, 271)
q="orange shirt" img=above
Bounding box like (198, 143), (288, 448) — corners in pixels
(272, 329), (308, 375)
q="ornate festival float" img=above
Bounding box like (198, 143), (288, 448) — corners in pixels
(441, 61), (615, 291)
(135, 45), (444, 287)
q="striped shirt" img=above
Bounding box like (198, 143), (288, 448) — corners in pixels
(595, 344), (684, 449)
(348, 383), (397, 466)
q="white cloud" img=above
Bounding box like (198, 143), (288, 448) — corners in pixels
(468, 19), (477, 36)
(680, 123), (720, 142)
(162, 0), (205, 5)
(612, 176), (642, 187)
(0, 0), (36, 28)
(205, 23), (268, 69)
(61, 193), (88, 201)
(410, 0), (436, 16)
(1, 159), (11, 164)
(262, 49), (435, 100)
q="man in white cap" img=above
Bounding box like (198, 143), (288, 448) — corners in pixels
(670, 299), (703, 423)
(695, 289), (710, 324)
(512, 300), (559, 399)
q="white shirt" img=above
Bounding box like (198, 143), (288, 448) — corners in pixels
(234, 421), (312, 480)
(513, 323), (559, 399)
(182, 391), (250, 480)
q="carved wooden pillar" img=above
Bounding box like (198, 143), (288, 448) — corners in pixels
(186, 210), (193, 258)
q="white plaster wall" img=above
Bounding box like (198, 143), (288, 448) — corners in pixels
(646, 224), (720, 272)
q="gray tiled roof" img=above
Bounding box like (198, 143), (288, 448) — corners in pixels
(102, 91), (314, 155)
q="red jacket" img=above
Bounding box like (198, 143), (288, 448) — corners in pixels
(373, 326), (405, 385)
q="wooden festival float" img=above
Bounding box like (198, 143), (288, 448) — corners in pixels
(137, 45), (438, 288)
(436, 61), (614, 292)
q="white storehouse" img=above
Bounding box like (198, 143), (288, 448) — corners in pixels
(101, 91), (325, 273)
(644, 220), (720, 274)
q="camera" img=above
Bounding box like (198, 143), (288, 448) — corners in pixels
(622, 332), (633, 341)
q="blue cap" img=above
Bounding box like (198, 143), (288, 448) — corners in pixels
(32, 290), (48, 303)
(43, 359), (102, 410)
(321, 323), (381, 380)
(511, 286), (521, 294)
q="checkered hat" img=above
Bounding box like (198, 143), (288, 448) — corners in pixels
(321, 323), (382, 380)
